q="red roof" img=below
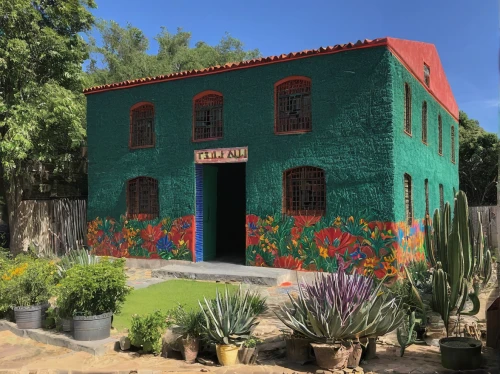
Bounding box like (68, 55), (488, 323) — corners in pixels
(84, 37), (458, 120)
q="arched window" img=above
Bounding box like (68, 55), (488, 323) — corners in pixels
(438, 114), (443, 155)
(404, 173), (413, 225)
(439, 184), (444, 212)
(283, 166), (325, 216)
(127, 177), (159, 219)
(421, 101), (428, 144)
(404, 83), (412, 135)
(130, 102), (155, 148)
(193, 91), (223, 141)
(425, 178), (429, 216)
(275, 77), (312, 134)
(451, 125), (456, 163)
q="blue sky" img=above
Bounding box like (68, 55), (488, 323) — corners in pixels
(89, 0), (498, 133)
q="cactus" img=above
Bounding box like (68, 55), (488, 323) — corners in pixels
(397, 310), (416, 357)
(482, 249), (492, 285)
(432, 264), (450, 335)
(455, 191), (473, 279)
(474, 213), (484, 275)
(424, 218), (437, 268)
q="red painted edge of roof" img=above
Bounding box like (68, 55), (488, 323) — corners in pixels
(83, 37), (458, 121)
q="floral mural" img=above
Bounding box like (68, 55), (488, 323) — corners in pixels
(88, 215), (194, 261)
(246, 213), (426, 278)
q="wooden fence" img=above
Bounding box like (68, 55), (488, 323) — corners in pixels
(17, 198), (87, 256)
(469, 205), (498, 249)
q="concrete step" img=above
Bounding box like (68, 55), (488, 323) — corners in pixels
(151, 261), (293, 286)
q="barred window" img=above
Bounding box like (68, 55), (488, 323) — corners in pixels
(275, 77), (312, 133)
(404, 83), (412, 135)
(424, 64), (430, 87)
(425, 179), (429, 216)
(283, 166), (325, 216)
(451, 126), (456, 163)
(404, 173), (413, 225)
(193, 91), (223, 141)
(127, 177), (159, 219)
(130, 103), (155, 148)
(438, 115), (443, 155)
(422, 101), (428, 144)
(439, 184), (444, 212)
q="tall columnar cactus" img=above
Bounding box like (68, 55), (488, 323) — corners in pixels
(455, 191), (473, 279)
(474, 212), (484, 275)
(432, 263), (450, 335)
(424, 218), (437, 268)
(482, 249), (492, 285)
(446, 218), (464, 311)
(397, 311), (416, 357)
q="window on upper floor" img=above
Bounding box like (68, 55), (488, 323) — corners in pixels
(127, 177), (159, 219)
(404, 83), (412, 135)
(451, 125), (456, 163)
(422, 101), (428, 144)
(275, 77), (312, 134)
(424, 64), (430, 87)
(130, 102), (155, 149)
(193, 91), (223, 141)
(438, 115), (443, 155)
(283, 166), (325, 216)
(404, 173), (413, 226)
(439, 184), (444, 212)
(425, 178), (429, 217)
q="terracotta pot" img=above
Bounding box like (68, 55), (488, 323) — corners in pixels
(216, 344), (239, 366)
(285, 336), (311, 363)
(181, 337), (199, 364)
(347, 341), (363, 368)
(311, 342), (352, 370)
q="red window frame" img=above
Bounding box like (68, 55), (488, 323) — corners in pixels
(192, 91), (223, 142)
(127, 177), (159, 220)
(283, 166), (326, 217)
(129, 102), (155, 149)
(274, 76), (312, 134)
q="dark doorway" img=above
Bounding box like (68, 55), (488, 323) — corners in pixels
(215, 163), (246, 263)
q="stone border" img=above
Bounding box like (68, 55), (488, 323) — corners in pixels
(0, 319), (115, 356)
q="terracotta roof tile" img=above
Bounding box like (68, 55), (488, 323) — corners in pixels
(83, 38), (388, 94)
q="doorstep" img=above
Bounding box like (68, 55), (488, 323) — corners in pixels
(0, 319), (115, 356)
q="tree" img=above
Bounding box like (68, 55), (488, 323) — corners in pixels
(458, 110), (499, 206)
(87, 22), (261, 85)
(0, 0), (95, 252)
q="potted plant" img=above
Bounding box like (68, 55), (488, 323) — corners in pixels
(168, 304), (204, 363)
(129, 310), (169, 355)
(282, 330), (312, 364)
(239, 336), (261, 365)
(56, 258), (131, 341)
(1, 258), (57, 329)
(199, 286), (263, 366)
(276, 270), (405, 371)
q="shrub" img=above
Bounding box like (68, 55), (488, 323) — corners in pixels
(129, 310), (169, 354)
(243, 336), (262, 348)
(1, 258), (57, 307)
(56, 248), (99, 278)
(168, 304), (203, 339)
(56, 258), (131, 317)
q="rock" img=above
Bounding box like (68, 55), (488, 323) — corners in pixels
(119, 336), (131, 351)
(162, 325), (183, 353)
(315, 370), (325, 374)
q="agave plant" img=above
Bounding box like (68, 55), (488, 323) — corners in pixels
(276, 271), (405, 344)
(56, 248), (99, 277)
(199, 286), (261, 346)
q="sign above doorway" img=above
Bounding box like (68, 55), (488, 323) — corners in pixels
(194, 147), (248, 164)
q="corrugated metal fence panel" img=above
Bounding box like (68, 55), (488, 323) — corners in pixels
(195, 164), (203, 262)
(469, 206), (498, 249)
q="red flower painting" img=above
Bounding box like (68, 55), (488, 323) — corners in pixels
(294, 215), (321, 229)
(246, 214), (260, 246)
(273, 255), (303, 270)
(141, 224), (163, 253)
(314, 227), (356, 257)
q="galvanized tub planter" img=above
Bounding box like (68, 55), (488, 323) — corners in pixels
(14, 304), (43, 329)
(61, 318), (73, 332)
(72, 312), (112, 341)
(439, 337), (482, 370)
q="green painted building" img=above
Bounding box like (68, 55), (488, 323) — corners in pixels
(85, 37), (458, 276)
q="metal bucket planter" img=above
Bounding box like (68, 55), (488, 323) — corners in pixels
(72, 312), (112, 341)
(439, 337), (482, 370)
(14, 305), (43, 329)
(61, 318), (73, 332)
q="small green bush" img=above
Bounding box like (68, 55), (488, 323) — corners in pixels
(129, 310), (169, 354)
(56, 258), (131, 317)
(243, 336), (262, 348)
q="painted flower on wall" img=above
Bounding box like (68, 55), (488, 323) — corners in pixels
(141, 224), (164, 253)
(246, 214), (260, 246)
(314, 228), (356, 257)
(273, 255), (303, 270)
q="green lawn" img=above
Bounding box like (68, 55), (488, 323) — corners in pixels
(113, 280), (238, 332)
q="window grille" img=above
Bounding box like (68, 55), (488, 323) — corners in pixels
(422, 101), (428, 144)
(127, 177), (159, 219)
(425, 179), (429, 216)
(451, 126), (455, 163)
(275, 78), (312, 133)
(130, 103), (154, 148)
(193, 92), (223, 140)
(404, 83), (412, 134)
(404, 173), (413, 226)
(424, 64), (430, 87)
(283, 166), (325, 216)
(438, 115), (443, 155)
(439, 184), (444, 212)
